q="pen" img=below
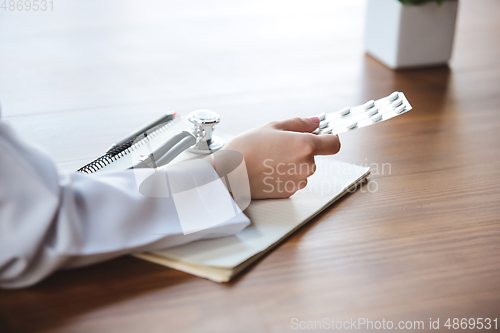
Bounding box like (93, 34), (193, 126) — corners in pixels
(105, 112), (177, 156)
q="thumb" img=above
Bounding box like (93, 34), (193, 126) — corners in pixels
(272, 117), (320, 133)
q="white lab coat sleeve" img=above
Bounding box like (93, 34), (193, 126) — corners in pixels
(0, 120), (250, 289)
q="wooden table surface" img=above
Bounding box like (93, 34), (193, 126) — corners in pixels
(0, 0), (499, 332)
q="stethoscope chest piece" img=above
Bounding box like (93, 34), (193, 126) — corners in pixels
(187, 110), (225, 154)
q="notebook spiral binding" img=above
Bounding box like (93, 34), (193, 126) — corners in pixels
(77, 118), (180, 174)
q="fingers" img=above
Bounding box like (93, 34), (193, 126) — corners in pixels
(271, 117), (341, 155)
(272, 117), (320, 133)
(309, 133), (341, 155)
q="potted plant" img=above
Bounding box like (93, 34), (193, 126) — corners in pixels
(364, 0), (459, 69)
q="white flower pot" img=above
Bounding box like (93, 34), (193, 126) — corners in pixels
(364, 0), (458, 69)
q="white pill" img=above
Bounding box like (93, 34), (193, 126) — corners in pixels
(371, 114), (382, 123)
(391, 99), (403, 108)
(395, 105), (406, 114)
(366, 107), (379, 116)
(345, 122), (357, 129)
(320, 128), (332, 135)
(339, 107), (350, 116)
(319, 120), (329, 129)
(363, 100), (375, 109)
(388, 91), (400, 101)
(316, 113), (326, 121)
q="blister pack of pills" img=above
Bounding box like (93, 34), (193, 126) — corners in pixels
(314, 91), (412, 135)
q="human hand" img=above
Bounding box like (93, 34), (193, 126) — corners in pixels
(223, 117), (341, 199)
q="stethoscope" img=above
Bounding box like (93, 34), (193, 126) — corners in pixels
(131, 91), (413, 169)
(132, 110), (225, 169)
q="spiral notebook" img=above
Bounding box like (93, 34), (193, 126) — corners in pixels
(77, 115), (194, 174)
(78, 114), (370, 282)
(135, 160), (369, 282)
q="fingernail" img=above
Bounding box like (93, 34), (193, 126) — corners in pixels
(309, 116), (320, 123)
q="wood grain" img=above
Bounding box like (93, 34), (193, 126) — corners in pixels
(0, 0), (499, 332)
